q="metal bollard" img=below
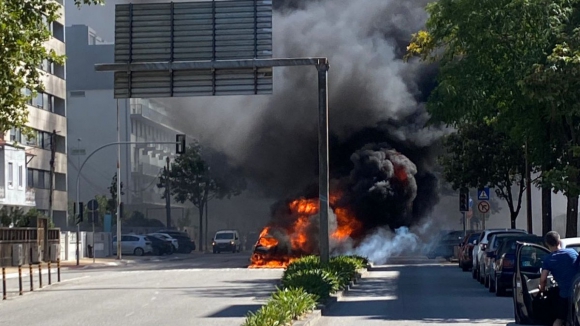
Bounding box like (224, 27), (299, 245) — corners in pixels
(2, 267), (6, 300)
(38, 263), (42, 289)
(48, 261), (51, 285)
(57, 258), (60, 282)
(29, 264), (33, 292)
(18, 265), (22, 295)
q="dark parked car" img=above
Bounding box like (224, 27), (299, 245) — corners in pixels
(458, 232), (481, 271)
(513, 241), (559, 325)
(146, 236), (173, 256)
(157, 230), (196, 253)
(487, 235), (544, 296)
(483, 233), (534, 288)
(428, 230), (474, 260)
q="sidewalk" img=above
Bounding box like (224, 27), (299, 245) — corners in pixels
(1, 258), (131, 279)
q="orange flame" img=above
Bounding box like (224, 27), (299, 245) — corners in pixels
(249, 193), (362, 268)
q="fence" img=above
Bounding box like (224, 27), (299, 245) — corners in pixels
(0, 228), (60, 267)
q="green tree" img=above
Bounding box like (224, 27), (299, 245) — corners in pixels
(107, 172), (125, 213)
(522, 4), (580, 236)
(163, 143), (246, 251)
(1, 0), (102, 135)
(405, 0), (579, 234)
(440, 123), (526, 228)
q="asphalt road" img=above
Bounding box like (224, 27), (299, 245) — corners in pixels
(318, 258), (515, 326)
(0, 252), (283, 326)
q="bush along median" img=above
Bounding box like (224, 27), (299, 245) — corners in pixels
(242, 255), (368, 326)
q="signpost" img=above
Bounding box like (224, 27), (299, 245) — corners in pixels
(95, 0), (333, 263)
(87, 199), (99, 263)
(477, 187), (490, 201)
(478, 201), (490, 214)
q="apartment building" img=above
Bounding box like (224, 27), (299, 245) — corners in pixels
(3, 2), (68, 226)
(65, 25), (189, 227)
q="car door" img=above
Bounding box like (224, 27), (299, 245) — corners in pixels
(513, 242), (552, 325)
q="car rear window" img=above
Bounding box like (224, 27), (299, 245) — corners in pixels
(503, 239), (544, 255)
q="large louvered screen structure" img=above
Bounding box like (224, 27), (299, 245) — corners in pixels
(113, 0), (273, 98)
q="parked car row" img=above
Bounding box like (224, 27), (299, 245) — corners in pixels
(457, 228), (580, 325)
(112, 230), (196, 256)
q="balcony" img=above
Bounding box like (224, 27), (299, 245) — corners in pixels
(130, 102), (181, 132)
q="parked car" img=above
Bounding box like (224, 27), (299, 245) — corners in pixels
(490, 235), (544, 296)
(146, 235), (174, 256)
(212, 230), (241, 253)
(458, 232), (481, 271)
(472, 228), (527, 282)
(427, 230), (472, 260)
(513, 241), (559, 325)
(561, 237), (580, 252)
(112, 234), (153, 256)
(482, 233), (531, 288)
(157, 230), (196, 253)
(148, 233), (179, 251)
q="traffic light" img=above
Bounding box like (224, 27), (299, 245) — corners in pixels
(77, 202), (84, 224)
(176, 134), (186, 154)
(459, 188), (469, 212)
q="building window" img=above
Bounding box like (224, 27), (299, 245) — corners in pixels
(18, 165), (23, 188)
(28, 168), (51, 190)
(27, 169), (33, 188)
(8, 163), (13, 188)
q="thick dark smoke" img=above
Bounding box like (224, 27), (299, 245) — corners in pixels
(167, 0), (447, 231)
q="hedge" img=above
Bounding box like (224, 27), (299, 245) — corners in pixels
(242, 255), (368, 326)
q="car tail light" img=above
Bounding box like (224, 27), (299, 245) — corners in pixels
(502, 258), (514, 269)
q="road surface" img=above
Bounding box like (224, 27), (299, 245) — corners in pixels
(318, 258), (515, 326)
(1, 254), (517, 326)
(0, 252), (283, 326)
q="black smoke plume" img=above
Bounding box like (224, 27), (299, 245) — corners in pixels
(167, 0), (446, 232)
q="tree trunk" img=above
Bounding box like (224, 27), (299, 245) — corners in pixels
(541, 186), (552, 236)
(198, 204), (205, 252)
(565, 194), (578, 238)
(510, 213), (517, 229)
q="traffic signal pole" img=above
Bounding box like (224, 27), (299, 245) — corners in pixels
(74, 138), (184, 265)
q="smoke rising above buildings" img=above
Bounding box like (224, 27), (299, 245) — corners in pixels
(164, 0), (447, 237)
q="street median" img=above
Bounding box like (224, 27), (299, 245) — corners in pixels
(241, 255), (369, 326)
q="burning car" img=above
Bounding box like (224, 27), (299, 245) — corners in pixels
(250, 227), (295, 268)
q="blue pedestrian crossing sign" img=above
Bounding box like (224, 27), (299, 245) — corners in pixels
(478, 187), (490, 201)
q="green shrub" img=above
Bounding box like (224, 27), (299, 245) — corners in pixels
(285, 255), (321, 275)
(348, 255), (369, 267)
(281, 268), (340, 301)
(242, 287), (317, 326)
(328, 256), (359, 287)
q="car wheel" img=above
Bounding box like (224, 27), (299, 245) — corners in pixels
(472, 267), (477, 279)
(495, 279), (505, 296)
(489, 277), (495, 293)
(484, 275), (490, 288)
(134, 247), (144, 256)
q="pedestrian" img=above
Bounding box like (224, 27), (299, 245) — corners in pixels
(539, 231), (579, 326)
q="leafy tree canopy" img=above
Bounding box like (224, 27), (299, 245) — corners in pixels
(1, 0), (103, 134)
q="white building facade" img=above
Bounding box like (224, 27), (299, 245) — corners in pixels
(65, 25), (188, 227)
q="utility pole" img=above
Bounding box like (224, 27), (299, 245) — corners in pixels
(116, 101), (122, 260)
(165, 156), (171, 229)
(45, 129), (56, 262)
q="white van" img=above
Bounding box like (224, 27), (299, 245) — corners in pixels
(212, 230), (241, 253)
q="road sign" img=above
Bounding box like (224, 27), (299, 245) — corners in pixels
(71, 149), (86, 155)
(478, 201), (490, 214)
(478, 187), (490, 201)
(113, 0), (273, 98)
(87, 199), (99, 212)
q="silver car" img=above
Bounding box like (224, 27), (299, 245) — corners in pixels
(113, 234), (153, 256)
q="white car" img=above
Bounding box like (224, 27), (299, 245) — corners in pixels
(561, 237), (580, 252)
(472, 228), (527, 283)
(212, 230), (241, 253)
(113, 234), (153, 256)
(149, 233), (179, 251)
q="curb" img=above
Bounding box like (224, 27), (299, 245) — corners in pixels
(291, 267), (368, 326)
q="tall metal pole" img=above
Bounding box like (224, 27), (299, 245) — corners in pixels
(116, 100), (122, 260)
(165, 157), (171, 228)
(525, 140), (533, 234)
(75, 138), (81, 266)
(317, 59), (330, 264)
